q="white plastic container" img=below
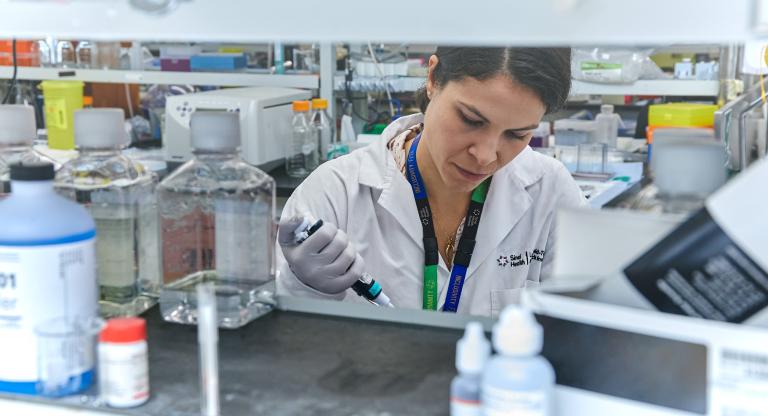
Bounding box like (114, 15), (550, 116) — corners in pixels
(98, 317), (149, 408)
(481, 306), (554, 416)
(451, 322), (490, 416)
(594, 104), (620, 148)
(0, 162), (97, 395)
(0, 105), (49, 198)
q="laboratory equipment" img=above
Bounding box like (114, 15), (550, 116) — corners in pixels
(197, 283), (220, 416)
(94, 41), (121, 69)
(450, 322), (490, 416)
(290, 215), (395, 308)
(553, 119), (600, 146)
(56, 40), (76, 68)
(625, 157), (768, 324)
(0, 105), (49, 197)
(35, 317), (103, 397)
(576, 143), (608, 175)
(164, 87), (311, 171)
(648, 103), (718, 128)
(482, 305), (554, 416)
(40, 80), (84, 150)
(650, 132), (727, 212)
(158, 111), (276, 329)
(75, 41), (94, 68)
(98, 317), (149, 408)
(55, 108), (160, 318)
(0, 162), (97, 395)
(190, 53), (247, 71)
(594, 104), (619, 147)
(286, 100), (319, 178)
(674, 58), (694, 79)
(310, 98), (334, 162)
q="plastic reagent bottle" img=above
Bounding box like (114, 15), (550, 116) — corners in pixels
(98, 317), (150, 408)
(55, 108), (160, 318)
(0, 162), (98, 394)
(482, 305), (555, 416)
(310, 98), (334, 162)
(451, 322), (491, 416)
(286, 100), (319, 178)
(158, 111), (276, 328)
(594, 104), (620, 148)
(0, 105), (49, 197)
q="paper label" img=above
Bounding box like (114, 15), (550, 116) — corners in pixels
(0, 237), (97, 383)
(44, 98), (68, 130)
(482, 385), (549, 416)
(580, 62), (623, 83)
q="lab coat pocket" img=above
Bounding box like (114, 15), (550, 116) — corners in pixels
(490, 280), (539, 319)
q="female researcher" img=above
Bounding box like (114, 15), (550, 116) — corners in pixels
(276, 47), (585, 317)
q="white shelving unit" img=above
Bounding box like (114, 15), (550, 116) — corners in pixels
(570, 80), (719, 97)
(335, 75), (720, 97)
(0, 66), (319, 89)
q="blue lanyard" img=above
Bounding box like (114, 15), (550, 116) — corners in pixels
(405, 134), (491, 313)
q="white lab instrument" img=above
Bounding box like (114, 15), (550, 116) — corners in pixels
(164, 87), (312, 171)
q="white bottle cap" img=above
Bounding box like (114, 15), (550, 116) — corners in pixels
(190, 111), (240, 152)
(492, 305), (543, 356)
(600, 104), (614, 114)
(74, 108), (129, 149)
(455, 322), (491, 374)
(0, 105), (37, 145)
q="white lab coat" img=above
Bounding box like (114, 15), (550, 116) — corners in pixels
(277, 114), (585, 317)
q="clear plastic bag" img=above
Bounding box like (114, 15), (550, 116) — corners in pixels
(572, 48), (656, 84)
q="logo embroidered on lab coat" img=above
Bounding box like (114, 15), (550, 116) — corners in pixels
(497, 249), (545, 268)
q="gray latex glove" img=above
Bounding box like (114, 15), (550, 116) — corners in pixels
(278, 216), (364, 295)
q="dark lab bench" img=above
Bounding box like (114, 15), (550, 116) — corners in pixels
(0, 296), (707, 415)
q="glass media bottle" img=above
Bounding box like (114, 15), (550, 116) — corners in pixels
(55, 108), (161, 318)
(158, 111), (276, 328)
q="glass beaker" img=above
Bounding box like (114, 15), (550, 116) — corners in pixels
(35, 317), (104, 397)
(576, 143), (608, 174)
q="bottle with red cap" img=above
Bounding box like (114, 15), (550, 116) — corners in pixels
(98, 317), (150, 408)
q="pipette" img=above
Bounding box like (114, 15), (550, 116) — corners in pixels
(292, 215), (395, 308)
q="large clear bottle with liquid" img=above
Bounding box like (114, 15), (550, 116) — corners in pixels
(286, 100), (319, 178)
(55, 108), (161, 318)
(0, 105), (50, 198)
(157, 111), (276, 328)
(310, 98), (334, 162)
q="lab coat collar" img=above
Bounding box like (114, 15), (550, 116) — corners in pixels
(358, 114), (544, 276)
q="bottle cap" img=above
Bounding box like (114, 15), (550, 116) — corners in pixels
(190, 111), (241, 152)
(492, 305), (543, 356)
(9, 162), (55, 181)
(74, 108), (129, 149)
(311, 98), (328, 110)
(0, 105), (37, 145)
(600, 104), (614, 114)
(292, 100), (310, 112)
(99, 317), (147, 344)
(455, 322), (491, 374)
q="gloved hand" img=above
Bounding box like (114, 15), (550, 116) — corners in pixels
(277, 216), (364, 295)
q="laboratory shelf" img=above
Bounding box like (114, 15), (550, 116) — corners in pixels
(0, 66), (319, 89)
(336, 76), (719, 97)
(570, 80), (719, 97)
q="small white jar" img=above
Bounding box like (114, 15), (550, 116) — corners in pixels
(98, 318), (150, 408)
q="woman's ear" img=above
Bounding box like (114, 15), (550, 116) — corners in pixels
(426, 55), (439, 100)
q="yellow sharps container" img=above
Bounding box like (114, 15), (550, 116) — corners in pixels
(41, 80), (84, 150)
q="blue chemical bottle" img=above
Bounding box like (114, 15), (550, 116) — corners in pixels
(0, 162), (98, 395)
(481, 306), (555, 416)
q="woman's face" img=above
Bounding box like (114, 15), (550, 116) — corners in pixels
(422, 56), (547, 193)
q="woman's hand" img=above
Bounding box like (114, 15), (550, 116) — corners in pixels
(277, 216), (365, 294)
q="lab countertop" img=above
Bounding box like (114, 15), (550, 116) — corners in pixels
(0, 297), (707, 416)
